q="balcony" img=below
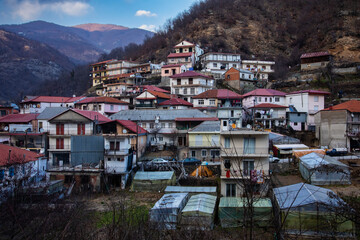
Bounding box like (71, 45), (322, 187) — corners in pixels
(347, 131), (360, 137)
(48, 144), (71, 151)
(136, 103), (155, 108)
(220, 147), (269, 157)
(347, 120), (360, 125)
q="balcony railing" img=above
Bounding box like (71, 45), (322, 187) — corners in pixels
(48, 144), (71, 151)
(136, 103), (155, 108)
(220, 147), (269, 157)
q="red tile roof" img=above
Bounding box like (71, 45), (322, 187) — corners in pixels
(116, 120), (147, 134)
(158, 98), (193, 106)
(75, 97), (128, 105)
(250, 103), (288, 109)
(0, 144), (43, 167)
(71, 109), (110, 123)
(167, 52), (193, 58)
(141, 85), (170, 93)
(22, 96), (83, 104)
(287, 90), (331, 95)
(0, 113), (38, 123)
(170, 71), (213, 79)
(192, 89), (242, 99)
(242, 89), (287, 97)
(145, 90), (171, 99)
(322, 100), (360, 113)
(50, 109), (110, 123)
(161, 64), (185, 68)
(300, 51), (330, 59)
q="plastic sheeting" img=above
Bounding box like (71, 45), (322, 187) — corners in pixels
(299, 153), (351, 185)
(293, 149), (325, 158)
(149, 193), (189, 230)
(274, 183), (355, 236)
(181, 194), (217, 229)
(164, 186), (217, 196)
(219, 197), (272, 228)
(131, 171), (176, 192)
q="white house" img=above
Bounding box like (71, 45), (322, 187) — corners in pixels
(200, 52), (241, 75)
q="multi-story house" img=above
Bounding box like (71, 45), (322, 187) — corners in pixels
(167, 41), (204, 69)
(220, 129), (269, 197)
(315, 100), (360, 151)
(300, 51), (331, 71)
(224, 68), (255, 90)
(74, 96), (129, 117)
(100, 120), (147, 189)
(110, 109), (217, 158)
(200, 52), (241, 75)
(19, 96), (85, 114)
(250, 103), (287, 129)
(242, 89), (287, 122)
(161, 64), (187, 80)
(135, 90), (170, 109)
(170, 71), (214, 103)
(47, 109), (109, 167)
(91, 59), (139, 86)
(192, 89), (243, 130)
(0, 113), (47, 153)
(241, 60), (275, 81)
(188, 121), (221, 162)
(0, 144), (47, 202)
(0, 104), (16, 117)
(286, 90), (330, 131)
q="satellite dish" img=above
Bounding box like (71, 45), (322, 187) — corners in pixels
(105, 142), (110, 150)
(4, 126), (8, 131)
(246, 124), (251, 129)
(123, 129), (127, 134)
(270, 109), (274, 113)
(39, 128), (44, 133)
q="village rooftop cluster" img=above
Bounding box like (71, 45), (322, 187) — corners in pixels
(0, 40), (359, 238)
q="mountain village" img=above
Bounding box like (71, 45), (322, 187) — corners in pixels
(0, 40), (359, 238)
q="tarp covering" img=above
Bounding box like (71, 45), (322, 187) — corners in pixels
(181, 194), (217, 229)
(149, 193), (189, 229)
(190, 165), (213, 177)
(269, 132), (300, 145)
(299, 152), (351, 185)
(219, 197), (272, 228)
(165, 186), (217, 196)
(293, 149), (325, 158)
(131, 171), (176, 192)
(274, 183), (355, 237)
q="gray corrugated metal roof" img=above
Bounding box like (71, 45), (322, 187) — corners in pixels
(134, 171), (174, 180)
(110, 109), (212, 121)
(165, 186), (217, 193)
(37, 107), (68, 120)
(189, 121), (220, 132)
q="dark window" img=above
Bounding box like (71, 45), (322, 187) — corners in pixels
(226, 183), (236, 197)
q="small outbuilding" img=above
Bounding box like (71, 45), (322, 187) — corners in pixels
(299, 152), (351, 185)
(149, 193), (189, 229)
(131, 171), (176, 192)
(180, 194), (217, 230)
(219, 197), (272, 228)
(273, 183), (355, 237)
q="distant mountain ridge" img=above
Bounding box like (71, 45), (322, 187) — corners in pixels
(73, 23), (129, 32)
(0, 21), (154, 63)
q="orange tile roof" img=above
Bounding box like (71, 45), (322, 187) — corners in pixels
(193, 89), (241, 99)
(322, 100), (360, 113)
(76, 97), (128, 105)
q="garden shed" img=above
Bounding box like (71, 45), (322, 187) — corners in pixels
(164, 186), (217, 196)
(299, 152), (351, 185)
(131, 171), (176, 192)
(180, 194), (217, 230)
(219, 197), (272, 228)
(273, 183), (355, 237)
(149, 193), (189, 229)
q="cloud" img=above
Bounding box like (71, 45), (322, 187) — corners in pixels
(135, 10), (157, 17)
(138, 24), (156, 32)
(7, 0), (93, 21)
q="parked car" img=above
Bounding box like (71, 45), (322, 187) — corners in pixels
(150, 158), (168, 164)
(269, 155), (280, 163)
(179, 158), (201, 165)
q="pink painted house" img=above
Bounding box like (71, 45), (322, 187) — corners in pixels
(75, 97), (129, 117)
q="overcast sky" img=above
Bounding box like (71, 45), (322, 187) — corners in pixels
(0, 0), (199, 32)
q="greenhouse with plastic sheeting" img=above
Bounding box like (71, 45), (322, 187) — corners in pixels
(180, 194), (217, 230)
(131, 171), (176, 192)
(299, 152), (351, 185)
(149, 193), (189, 230)
(273, 183), (355, 237)
(164, 186), (217, 196)
(219, 197), (272, 228)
